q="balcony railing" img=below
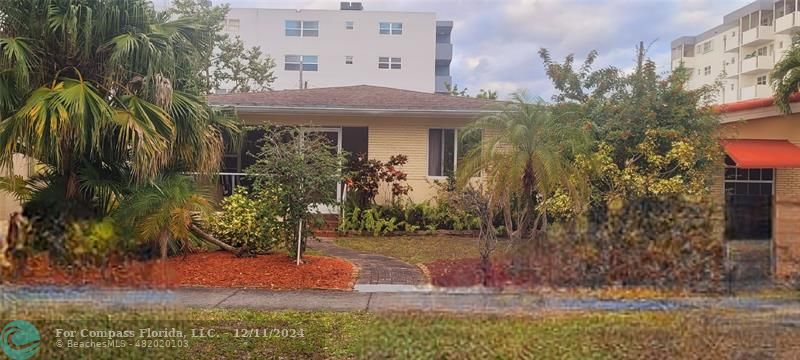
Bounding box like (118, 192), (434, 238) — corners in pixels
(741, 55), (773, 75)
(741, 26), (774, 47)
(740, 84), (771, 100)
(775, 12), (800, 34)
(671, 57), (695, 70)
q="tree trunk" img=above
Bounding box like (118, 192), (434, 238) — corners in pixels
(188, 223), (249, 256)
(158, 228), (170, 260)
(519, 161), (535, 241)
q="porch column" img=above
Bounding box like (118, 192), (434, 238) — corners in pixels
(775, 168), (800, 277)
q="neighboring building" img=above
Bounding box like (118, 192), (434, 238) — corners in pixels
(671, 0), (800, 103)
(219, 2), (453, 93)
(716, 97), (800, 279)
(208, 85), (495, 204)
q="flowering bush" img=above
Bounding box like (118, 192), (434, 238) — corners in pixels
(209, 187), (280, 254)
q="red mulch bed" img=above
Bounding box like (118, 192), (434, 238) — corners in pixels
(425, 258), (541, 288)
(7, 251), (354, 290)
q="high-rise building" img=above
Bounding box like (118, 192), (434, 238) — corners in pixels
(671, 0), (800, 103)
(216, 2), (453, 93)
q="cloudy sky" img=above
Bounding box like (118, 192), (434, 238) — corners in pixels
(179, 0), (753, 98)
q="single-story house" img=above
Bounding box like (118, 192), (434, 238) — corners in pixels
(717, 96), (800, 278)
(208, 85), (498, 204)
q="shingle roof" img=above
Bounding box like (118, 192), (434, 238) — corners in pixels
(207, 85), (498, 113)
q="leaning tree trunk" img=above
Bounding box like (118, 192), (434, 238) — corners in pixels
(188, 224), (250, 257)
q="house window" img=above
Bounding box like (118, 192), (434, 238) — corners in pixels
(379, 22), (402, 35)
(704, 66), (712, 76)
(701, 40), (713, 54)
(224, 18), (240, 32)
(731, 57), (736, 64)
(378, 57), (401, 69)
(345, 56), (353, 64)
(427, 129), (481, 177)
(780, 41), (784, 49)
(730, 83), (735, 91)
(284, 55), (318, 71)
(724, 155), (773, 240)
(757, 46), (768, 56)
(345, 21), (354, 30)
(731, 31), (736, 37)
(285, 20), (319, 37)
(757, 75), (767, 85)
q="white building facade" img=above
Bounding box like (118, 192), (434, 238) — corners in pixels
(220, 2), (453, 93)
(672, 0), (800, 103)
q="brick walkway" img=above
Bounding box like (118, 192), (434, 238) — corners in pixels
(310, 238), (425, 285)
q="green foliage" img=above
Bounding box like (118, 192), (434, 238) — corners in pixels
(539, 43), (722, 217)
(771, 34), (800, 113)
(445, 82), (499, 99)
(246, 126), (348, 259)
(0, 0), (242, 261)
(457, 93), (591, 240)
(65, 217), (126, 266)
(338, 199), (479, 236)
(208, 187), (279, 254)
(168, 0), (276, 93)
(114, 175), (212, 259)
(519, 195), (724, 288)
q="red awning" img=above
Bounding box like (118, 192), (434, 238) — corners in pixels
(722, 139), (800, 168)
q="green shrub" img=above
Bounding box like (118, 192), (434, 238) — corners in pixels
(209, 187), (280, 254)
(65, 217), (126, 266)
(338, 200), (479, 235)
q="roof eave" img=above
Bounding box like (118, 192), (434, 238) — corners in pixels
(216, 105), (498, 118)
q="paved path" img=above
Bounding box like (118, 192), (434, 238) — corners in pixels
(3, 286), (800, 315)
(310, 238), (425, 286)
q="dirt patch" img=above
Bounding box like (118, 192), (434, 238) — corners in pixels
(425, 258), (540, 288)
(7, 252), (354, 290)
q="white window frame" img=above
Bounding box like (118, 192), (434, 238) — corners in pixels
(704, 66), (712, 76)
(345, 21), (354, 30)
(345, 56), (353, 65)
(379, 22), (403, 35)
(702, 40), (713, 54)
(757, 75), (767, 85)
(284, 55), (319, 71)
(285, 20), (319, 37)
(378, 57), (401, 70)
(427, 128), (458, 178)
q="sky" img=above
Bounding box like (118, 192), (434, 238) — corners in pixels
(165, 0), (754, 99)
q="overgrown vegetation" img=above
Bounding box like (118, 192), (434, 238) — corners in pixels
(446, 43), (724, 289)
(208, 187), (280, 254)
(339, 179), (480, 236)
(245, 126), (347, 260)
(0, 0), (243, 269)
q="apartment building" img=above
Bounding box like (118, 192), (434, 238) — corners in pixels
(218, 2), (453, 93)
(671, 0), (800, 103)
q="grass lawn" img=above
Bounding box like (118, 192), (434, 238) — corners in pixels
(3, 306), (799, 359)
(335, 235), (492, 264)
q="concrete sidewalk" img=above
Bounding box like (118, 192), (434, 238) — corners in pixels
(2, 286), (799, 314)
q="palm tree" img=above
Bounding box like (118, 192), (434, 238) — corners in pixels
(115, 174), (239, 259)
(457, 92), (590, 241)
(771, 36), (800, 114)
(0, 1), (239, 254)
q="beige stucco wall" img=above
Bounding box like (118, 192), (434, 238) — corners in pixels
(720, 114), (800, 277)
(0, 154), (32, 219)
(237, 112), (475, 204)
